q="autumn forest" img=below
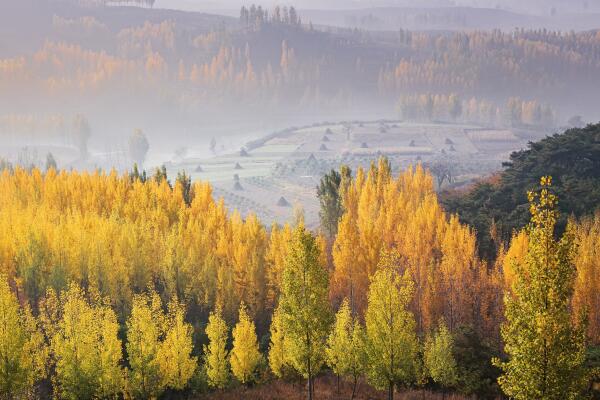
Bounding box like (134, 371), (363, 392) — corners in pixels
(2, 0), (600, 399)
(2, 130), (600, 398)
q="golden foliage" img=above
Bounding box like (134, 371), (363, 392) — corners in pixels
(230, 303), (262, 384)
(0, 168), (273, 320)
(332, 159), (497, 334)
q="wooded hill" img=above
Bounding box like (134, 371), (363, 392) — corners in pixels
(2, 1), (600, 140)
(442, 122), (600, 260)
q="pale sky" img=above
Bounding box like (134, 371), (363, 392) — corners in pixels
(154, 0), (599, 15)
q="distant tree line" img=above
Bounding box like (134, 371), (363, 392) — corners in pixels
(0, 113), (93, 159)
(396, 93), (556, 129)
(240, 5), (302, 31)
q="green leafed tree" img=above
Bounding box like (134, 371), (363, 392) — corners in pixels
(0, 275), (48, 399)
(365, 251), (419, 400)
(230, 302), (262, 384)
(424, 321), (458, 398)
(175, 170), (193, 206)
(494, 176), (588, 400)
(204, 306), (230, 389)
(326, 298), (352, 391)
(317, 166), (351, 238)
(326, 298), (367, 399)
(268, 306), (289, 378)
(126, 291), (166, 399)
(45, 152), (57, 171)
(279, 225), (332, 400)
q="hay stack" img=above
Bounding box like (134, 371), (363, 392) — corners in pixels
(277, 196), (290, 207)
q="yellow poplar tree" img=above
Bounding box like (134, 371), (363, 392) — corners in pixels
(494, 177), (587, 400)
(365, 252), (419, 400)
(279, 225), (332, 400)
(268, 306), (289, 378)
(265, 223), (292, 309)
(332, 214), (365, 312)
(204, 306), (230, 389)
(424, 321), (458, 395)
(325, 298), (367, 399)
(0, 275), (48, 399)
(502, 230), (529, 291)
(126, 291), (166, 399)
(347, 319), (367, 399)
(572, 215), (600, 342)
(156, 299), (197, 391)
(326, 299), (353, 388)
(97, 305), (125, 398)
(51, 283), (124, 399)
(230, 303), (262, 384)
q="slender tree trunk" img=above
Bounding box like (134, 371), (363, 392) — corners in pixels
(307, 375), (315, 400)
(388, 381), (394, 400)
(337, 373), (340, 394)
(306, 320), (313, 400)
(307, 356), (313, 400)
(351, 375), (358, 400)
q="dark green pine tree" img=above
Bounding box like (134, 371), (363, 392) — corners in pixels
(317, 166), (351, 238)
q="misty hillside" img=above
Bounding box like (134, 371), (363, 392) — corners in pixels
(156, 0), (600, 15)
(0, 0), (237, 56)
(300, 6), (600, 31)
(154, 0), (600, 31)
(1, 0), (600, 171)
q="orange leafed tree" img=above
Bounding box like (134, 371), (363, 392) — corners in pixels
(332, 158), (500, 334)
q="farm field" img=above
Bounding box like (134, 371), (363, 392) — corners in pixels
(168, 120), (539, 227)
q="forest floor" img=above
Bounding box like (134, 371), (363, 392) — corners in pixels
(194, 374), (472, 400)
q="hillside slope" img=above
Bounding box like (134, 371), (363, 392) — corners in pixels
(0, 0), (236, 56)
